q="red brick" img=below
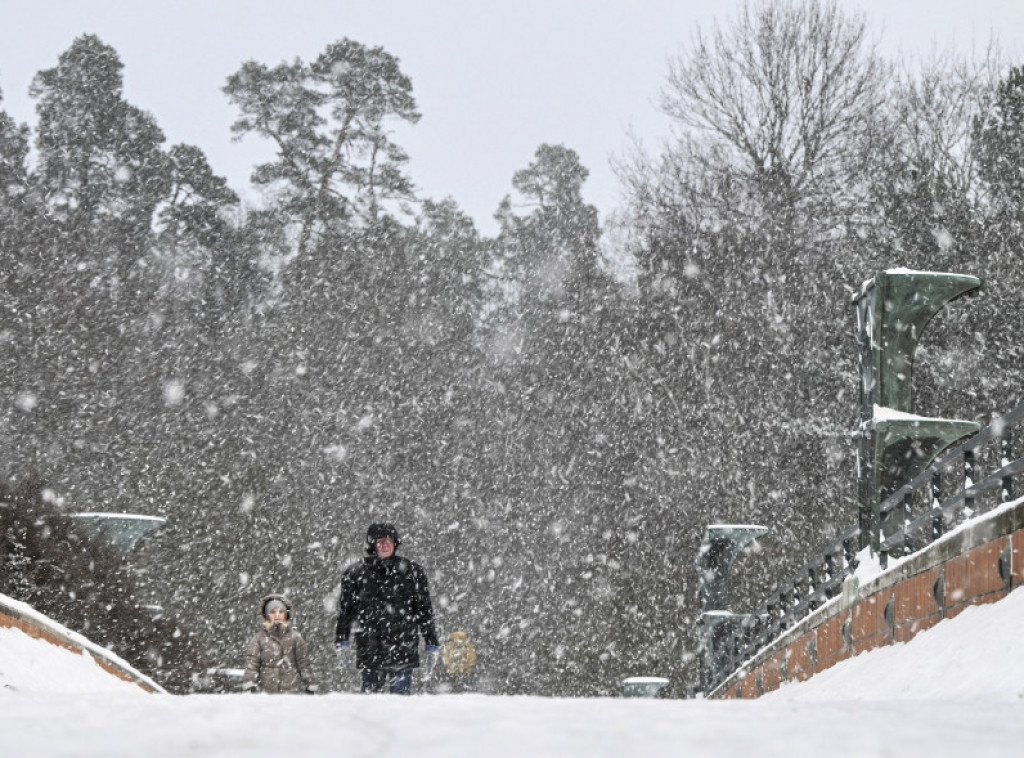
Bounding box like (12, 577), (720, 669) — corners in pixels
(945, 587), (1008, 620)
(945, 539), (1007, 607)
(762, 650), (785, 693)
(815, 612), (849, 660)
(852, 631), (892, 657)
(739, 669), (760, 699)
(850, 590), (892, 642)
(786, 633), (815, 681)
(894, 567), (942, 624)
(92, 654), (140, 687)
(815, 647), (851, 674)
(894, 612), (942, 643)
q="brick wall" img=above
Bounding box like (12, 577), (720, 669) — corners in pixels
(718, 518), (1023, 699)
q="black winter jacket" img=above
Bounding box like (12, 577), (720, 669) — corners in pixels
(334, 555), (439, 671)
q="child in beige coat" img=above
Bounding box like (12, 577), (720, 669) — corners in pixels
(241, 594), (318, 694)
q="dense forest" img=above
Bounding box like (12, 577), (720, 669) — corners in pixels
(2, 1), (1023, 695)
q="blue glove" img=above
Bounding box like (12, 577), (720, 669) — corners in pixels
(335, 641), (352, 669)
(425, 645), (440, 654)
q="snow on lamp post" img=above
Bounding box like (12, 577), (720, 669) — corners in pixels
(853, 269), (983, 551)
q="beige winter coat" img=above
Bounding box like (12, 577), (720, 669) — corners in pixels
(242, 595), (317, 694)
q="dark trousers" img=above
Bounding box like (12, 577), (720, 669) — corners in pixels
(361, 668), (412, 695)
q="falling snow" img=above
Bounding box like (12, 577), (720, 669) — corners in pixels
(1, 3), (1023, 704)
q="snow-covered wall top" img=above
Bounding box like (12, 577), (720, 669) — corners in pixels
(0, 592), (164, 694)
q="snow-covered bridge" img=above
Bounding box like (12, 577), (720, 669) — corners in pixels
(3, 584), (1024, 757)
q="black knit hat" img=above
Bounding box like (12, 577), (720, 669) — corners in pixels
(365, 523), (400, 555)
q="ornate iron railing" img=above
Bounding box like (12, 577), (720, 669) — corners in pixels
(704, 401), (1024, 694)
(703, 524), (861, 692)
(877, 402), (1024, 567)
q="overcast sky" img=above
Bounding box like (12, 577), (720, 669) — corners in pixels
(1, 1), (1021, 237)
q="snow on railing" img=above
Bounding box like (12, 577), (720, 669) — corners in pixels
(877, 402), (1023, 568)
(704, 524), (861, 691)
(706, 401), (1024, 692)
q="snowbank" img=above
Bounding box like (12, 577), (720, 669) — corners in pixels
(0, 592), (162, 694)
(0, 625), (147, 695)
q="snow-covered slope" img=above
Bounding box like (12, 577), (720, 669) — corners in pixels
(0, 624), (145, 695)
(767, 583), (1024, 701)
(0, 592), (161, 694)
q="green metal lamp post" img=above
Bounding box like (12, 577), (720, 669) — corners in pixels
(70, 512), (169, 555)
(853, 269), (983, 550)
(696, 524), (770, 691)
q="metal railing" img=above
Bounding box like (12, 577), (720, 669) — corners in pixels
(703, 524), (861, 692)
(705, 401), (1024, 694)
(877, 402), (1024, 568)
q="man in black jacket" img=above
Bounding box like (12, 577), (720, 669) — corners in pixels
(334, 523), (440, 694)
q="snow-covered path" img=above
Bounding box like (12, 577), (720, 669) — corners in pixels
(5, 588), (1024, 756)
(4, 693), (1023, 758)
